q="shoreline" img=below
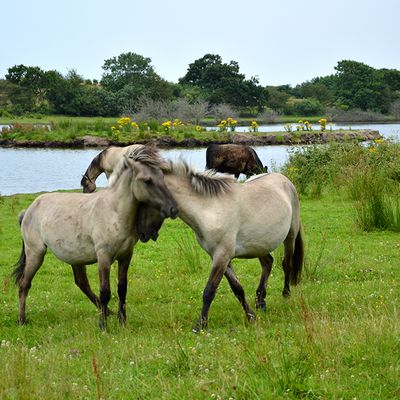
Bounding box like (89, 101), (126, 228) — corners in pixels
(0, 130), (381, 149)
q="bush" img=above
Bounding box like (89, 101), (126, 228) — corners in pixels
(283, 140), (400, 231)
(284, 98), (324, 116)
(325, 107), (387, 122)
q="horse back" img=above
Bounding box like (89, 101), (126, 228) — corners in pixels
(206, 144), (249, 174)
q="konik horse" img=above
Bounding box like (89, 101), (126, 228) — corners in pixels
(206, 143), (268, 178)
(135, 161), (304, 332)
(81, 144), (143, 193)
(13, 146), (178, 329)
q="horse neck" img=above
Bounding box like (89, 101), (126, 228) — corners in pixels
(108, 170), (138, 220)
(85, 159), (103, 182)
(165, 174), (204, 228)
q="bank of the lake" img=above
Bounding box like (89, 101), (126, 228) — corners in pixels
(0, 129), (382, 149)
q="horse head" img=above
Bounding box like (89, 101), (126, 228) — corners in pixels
(81, 174), (96, 193)
(135, 203), (166, 242)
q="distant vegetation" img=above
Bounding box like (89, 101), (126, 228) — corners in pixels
(1, 53), (400, 121)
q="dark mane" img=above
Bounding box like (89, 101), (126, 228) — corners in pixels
(80, 150), (106, 185)
(249, 147), (263, 168)
(166, 159), (234, 197)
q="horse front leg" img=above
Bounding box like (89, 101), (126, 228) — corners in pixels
(97, 253), (112, 331)
(71, 265), (101, 308)
(117, 250), (133, 326)
(224, 264), (255, 321)
(193, 253), (229, 333)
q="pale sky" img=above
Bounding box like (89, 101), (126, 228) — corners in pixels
(2, 0), (399, 86)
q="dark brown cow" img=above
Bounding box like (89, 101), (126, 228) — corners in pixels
(206, 144), (268, 178)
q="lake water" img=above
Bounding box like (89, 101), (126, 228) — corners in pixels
(0, 145), (292, 195)
(1, 122), (399, 196)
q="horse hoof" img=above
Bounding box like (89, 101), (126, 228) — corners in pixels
(282, 291), (291, 298)
(256, 300), (267, 312)
(98, 317), (107, 331)
(247, 312), (257, 322)
(192, 318), (207, 333)
(106, 308), (114, 317)
(118, 313), (126, 327)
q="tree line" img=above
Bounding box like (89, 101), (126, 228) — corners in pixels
(0, 52), (399, 118)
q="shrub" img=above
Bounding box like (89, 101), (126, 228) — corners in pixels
(283, 140), (400, 230)
(284, 98), (324, 116)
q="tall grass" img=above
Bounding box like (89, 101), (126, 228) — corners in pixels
(283, 140), (400, 231)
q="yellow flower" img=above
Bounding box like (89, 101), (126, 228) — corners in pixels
(375, 138), (383, 144)
(118, 117), (131, 126)
(131, 122), (138, 129)
(195, 125), (202, 132)
(162, 121), (172, 127)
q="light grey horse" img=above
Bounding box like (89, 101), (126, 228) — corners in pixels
(136, 161), (304, 332)
(13, 146), (178, 330)
(81, 144), (143, 193)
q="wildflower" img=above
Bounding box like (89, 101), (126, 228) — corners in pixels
(375, 138), (383, 144)
(195, 125), (202, 132)
(117, 117), (131, 126)
(162, 120), (172, 133)
(173, 119), (183, 127)
(318, 118), (327, 131)
(131, 122), (139, 129)
(250, 120), (258, 133)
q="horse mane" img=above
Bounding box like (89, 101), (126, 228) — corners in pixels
(80, 150), (105, 185)
(108, 145), (165, 188)
(166, 159), (234, 197)
(249, 147), (263, 168)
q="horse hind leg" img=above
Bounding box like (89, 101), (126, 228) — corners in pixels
(256, 254), (273, 311)
(15, 244), (46, 325)
(224, 264), (255, 321)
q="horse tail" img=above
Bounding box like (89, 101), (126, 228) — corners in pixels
(205, 144), (218, 169)
(290, 227), (304, 286)
(12, 211), (26, 286)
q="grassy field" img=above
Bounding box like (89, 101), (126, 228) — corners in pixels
(0, 190), (399, 399)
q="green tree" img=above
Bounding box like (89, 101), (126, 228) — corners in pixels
(100, 52), (174, 112)
(265, 86), (291, 113)
(334, 60), (392, 112)
(179, 54), (267, 109)
(101, 52), (157, 92)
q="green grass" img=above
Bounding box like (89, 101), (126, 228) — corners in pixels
(0, 192), (399, 399)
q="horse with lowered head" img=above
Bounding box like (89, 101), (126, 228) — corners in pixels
(81, 144), (143, 193)
(206, 143), (268, 178)
(136, 161), (304, 332)
(13, 146), (178, 330)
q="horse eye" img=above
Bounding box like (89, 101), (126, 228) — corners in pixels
(144, 178), (153, 185)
